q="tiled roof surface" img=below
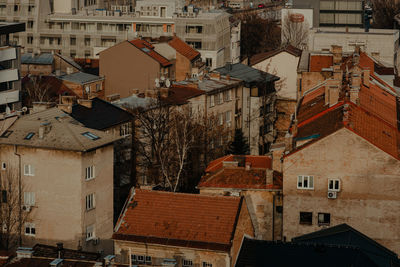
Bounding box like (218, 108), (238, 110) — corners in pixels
(198, 168), (282, 189)
(205, 155), (272, 173)
(162, 85), (205, 105)
(58, 72), (103, 85)
(309, 55), (333, 72)
(129, 39), (172, 67)
(21, 53), (54, 65)
(250, 45), (302, 66)
(113, 190), (241, 251)
(168, 36), (200, 61)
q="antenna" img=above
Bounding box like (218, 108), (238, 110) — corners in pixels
(22, 107), (28, 113)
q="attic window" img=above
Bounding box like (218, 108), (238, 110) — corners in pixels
(82, 132), (100, 140)
(1, 130), (13, 138)
(141, 47), (150, 53)
(24, 132), (35, 140)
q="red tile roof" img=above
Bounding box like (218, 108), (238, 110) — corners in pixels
(168, 36), (200, 62)
(309, 55), (333, 72)
(113, 190), (242, 252)
(205, 155), (272, 173)
(129, 39), (172, 67)
(198, 168), (282, 190)
(162, 84), (204, 105)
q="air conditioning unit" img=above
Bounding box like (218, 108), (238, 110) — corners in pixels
(92, 237), (100, 245)
(327, 191), (337, 199)
(22, 205), (31, 212)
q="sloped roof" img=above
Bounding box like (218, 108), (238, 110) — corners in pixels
(129, 39), (172, 67)
(70, 98), (132, 130)
(0, 108), (120, 152)
(21, 53), (54, 65)
(113, 189), (242, 252)
(58, 72), (103, 85)
(162, 85), (205, 105)
(250, 45), (302, 66)
(235, 237), (379, 267)
(309, 54), (333, 72)
(214, 63), (279, 87)
(205, 155), (272, 173)
(168, 36), (200, 62)
(293, 224), (400, 267)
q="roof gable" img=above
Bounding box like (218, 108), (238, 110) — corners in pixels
(168, 36), (200, 62)
(129, 39), (172, 67)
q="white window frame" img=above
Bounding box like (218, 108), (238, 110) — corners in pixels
(24, 223), (35, 236)
(85, 193), (95, 211)
(86, 224), (95, 240)
(297, 175), (314, 190)
(202, 262), (212, 267)
(328, 179), (340, 192)
(209, 95), (215, 107)
(225, 110), (231, 124)
(23, 164), (35, 176)
(85, 166), (95, 180)
(218, 113), (224, 126)
(219, 92), (223, 104)
(183, 259), (193, 267)
(1, 162), (5, 170)
(24, 192), (35, 206)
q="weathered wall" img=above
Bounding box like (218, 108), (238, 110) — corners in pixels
(283, 128), (400, 254)
(300, 72), (325, 96)
(175, 51), (191, 81)
(21, 64), (53, 76)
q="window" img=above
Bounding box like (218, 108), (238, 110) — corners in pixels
(24, 164), (35, 176)
(131, 255), (145, 264)
(85, 166), (95, 180)
(1, 162), (5, 170)
(206, 58), (212, 67)
(82, 132), (100, 140)
(218, 113), (224, 126)
(27, 20), (34, 28)
(318, 213), (330, 226)
(86, 225), (95, 240)
(328, 179), (340, 191)
(70, 37), (76, 46)
(225, 111), (231, 125)
(24, 132), (35, 140)
(145, 256), (152, 264)
(24, 192), (35, 206)
(95, 83), (101, 92)
(120, 123), (130, 136)
(85, 193), (95, 210)
(297, 175), (314, 189)
(218, 93), (223, 104)
(84, 37), (91, 46)
(25, 223), (35, 236)
(209, 95), (215, 107)
(1, 130), (12, 138)
(223, 90), (231, 101)
(183, 259), (193, 267)
(187, 41), (202, 49)
(27, 36), (33, 44)
(202, 262), (212, 267)
(0, 190), (7, 203)
(299, 212), (312, 225)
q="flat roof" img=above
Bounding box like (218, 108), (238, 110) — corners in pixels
(0, 22), (26, 35)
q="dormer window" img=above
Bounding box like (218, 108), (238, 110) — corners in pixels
(24, 132), (35, 140)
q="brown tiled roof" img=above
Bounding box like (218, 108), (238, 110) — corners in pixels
(162, 85), (205, 105)
(129, 39), (172, 67)
(168, 36), (200, 62)
(5, 258), (94, 267)
(309, 55), (333, 72)
(198, 168), (282, 190)
(113, 190), (242, 252)
(205, 155), (272, 173)
(250, 45), (302, 66)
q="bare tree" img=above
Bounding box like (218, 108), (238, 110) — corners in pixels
(0, 166), (29, 250)
(281, 12), (309, 50)
(371, 0), (400, 29)
(24, 75), (52, 104)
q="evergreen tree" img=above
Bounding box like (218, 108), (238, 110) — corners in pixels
(227, 129), (250, 155)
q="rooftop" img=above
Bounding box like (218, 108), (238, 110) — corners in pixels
(113, 189), (243, 252)
(0, 22), (25, 35)
(205, 155), (272, 173)
(175, 75), (242, 92)
(162, 85), (205, 105)
(250, 45), (302, 66)
(21, 53), (54, 65)
(129, 39), (172, 67)
(168, 36), (200, 62)
(0, 108), (120, 152)
(58, 72), (103, 85)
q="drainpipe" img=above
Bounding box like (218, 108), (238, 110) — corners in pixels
(272, 193), (275, 241)
(13, 145), (22, 246)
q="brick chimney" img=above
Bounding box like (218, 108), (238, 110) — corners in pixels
(362, 69), (370, 87)
(77, 99), (93, 108)
(330, 45), (343, 65)
(325, 79), (340, 107)
(266, 169), (273, 185)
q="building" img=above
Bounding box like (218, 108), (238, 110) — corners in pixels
(113, 189), (254, 266)
(198, 155), (283, 241)
(0, 22), (25, 112)
(283, 47), (400, 254)
(250, 46), (302, 166)
(214, 63), (280, 155)
(99, 39), (172, 98)
(3, 0), (236, 68)
(293, 224), (400, 267)
(57, 72), (105, 99)
(0, 108), (120, 253)
(290, 0), (364, 28)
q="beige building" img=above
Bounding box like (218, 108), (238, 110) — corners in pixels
(198, 155), (283, 241)
(0, 108), (120, 253)
(283, 47), (400, 254)
(113, 189), (254, 266)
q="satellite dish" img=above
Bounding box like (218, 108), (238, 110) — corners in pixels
(165, 79), (171, 88)
(160, 76), (165, 81)
(85, 86), (90, 94)
(155, 78), (160, 88)
(22, 106), (28, 113)
(5, 106), (10, 115)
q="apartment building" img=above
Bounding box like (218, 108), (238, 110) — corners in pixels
(0, 108), (120, 253)
(283, 47), (400, 254)
(0, 22), (25, 112)
(3, 0), (236, 69)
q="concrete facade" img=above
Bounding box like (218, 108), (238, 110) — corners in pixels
(283, 128), (400, 254)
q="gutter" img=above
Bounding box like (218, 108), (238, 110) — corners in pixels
(13, 145), (22, 246)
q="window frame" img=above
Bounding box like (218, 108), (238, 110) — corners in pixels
(24, 192), (35, 206)
(297, 175), (314, 190)
(24, 223), (36, 236)
(318, 212), (331, 226)
(85, 166), (95, 181)
(328, 178), (340, 192)
(24, 164), (35, 176)
(299, 211), (313, 225)
(86, 224), (95, 241)
(1, 162), (6, 170)
(183, 259), (193, 267)
(202, 262), (212, 267)
(85, 193), (95, 211)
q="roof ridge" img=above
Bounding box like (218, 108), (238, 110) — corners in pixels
(60, 120), (88, 151)
(136, 189), (240, 199)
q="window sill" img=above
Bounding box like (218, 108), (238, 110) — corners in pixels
(86, 207), (95, 212)
(297, 187), (314, 190)
(85, 177), (95, 181)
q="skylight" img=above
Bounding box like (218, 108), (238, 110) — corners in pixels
(82, 132), (100, 140)
(24, 132), (35, 140)
(1, 130), (13, 138)
(141, 47), (150, 53)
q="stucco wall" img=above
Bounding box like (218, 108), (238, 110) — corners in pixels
(175, 51), (191, 81)
(283, 128), (400, 254)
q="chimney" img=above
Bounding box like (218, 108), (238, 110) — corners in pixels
(57, 104), (72, 113)
(160, 88), (169, 98)
(245, 162), (251, 170)
(56, 243), (64, 259)
(209, 72), (221, 80)
(49, 258), (63, 267)
(349, 87), (360, 105)
(330, 45), (343, 65)
(226, 62), (232, 71)
(266, 169), (273, 186)
(325, 79), (340, 107)
(284, 132), (294, 151)
(39, 122), (52, 139)
(32, 102), (55, 113)
(103, 255), (116, 267)
(362, 69), (370, 87)
(16, 247), (33, 258)
(77, 99), (93, 109)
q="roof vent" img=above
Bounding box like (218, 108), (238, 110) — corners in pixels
(50, 258), (63, 267)
(16, 247), (33, 258)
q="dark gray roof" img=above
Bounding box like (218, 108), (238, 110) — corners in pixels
(0, 22), (25, 35)
(55, 53), (82, 71)
(214, 63), (279, 87)
(58, 72), (103, 84)
(21, 53), (54, 65)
